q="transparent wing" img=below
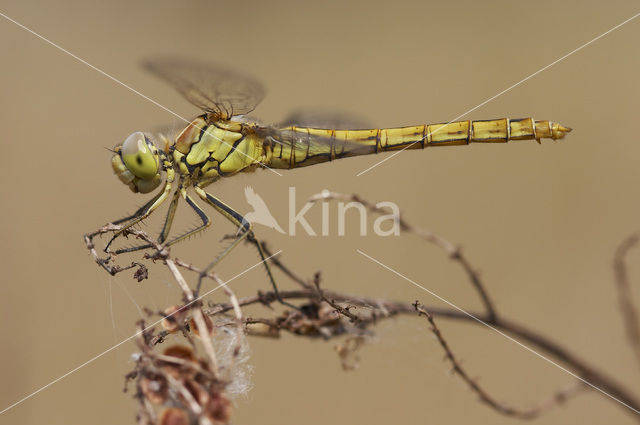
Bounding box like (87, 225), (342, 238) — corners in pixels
(254, 108), (376, 160)
(150, 120), (187, 140)
(280, 108), (373, 130)
(257, 125), (377, 159)
(143, 58), (266, 119)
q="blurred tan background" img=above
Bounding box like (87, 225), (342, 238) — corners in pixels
(1, 0), (639, 424)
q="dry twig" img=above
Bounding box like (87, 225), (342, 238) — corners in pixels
(614, 231), (640, 369)
(308, 190), (497, 321)
(85, 193), (640, 423)
(414, 302), (586, 419)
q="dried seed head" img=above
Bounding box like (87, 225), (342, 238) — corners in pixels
(318, 303), (342, 323)
(204, 391), (231, 424)
(158, 407), (189, 425)
(160, 345), (197, 379)
(182, 377), (208, 405)
(245, 322), (280, 338)
(162, 305), (188, 333)
(140, 374), (168, 405)
(189, 313), (214, 336)
(163, 345), (196, 362)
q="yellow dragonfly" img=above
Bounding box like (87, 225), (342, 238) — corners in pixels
(105, 58), (571, 306)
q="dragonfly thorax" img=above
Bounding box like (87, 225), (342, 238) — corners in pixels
(172, 115), (266, 186)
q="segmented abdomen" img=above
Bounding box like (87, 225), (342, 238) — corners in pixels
(266, 118), (571, 169)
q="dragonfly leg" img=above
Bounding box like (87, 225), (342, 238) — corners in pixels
(193, 186), (297, 309)
(151, 189), (213, 249)
(113, 189), (181, 254)
(104, 191), (163, 252)
(105, 172), (174, 252)
(114, 184), (221, 255)
(110, 191), (163, 226)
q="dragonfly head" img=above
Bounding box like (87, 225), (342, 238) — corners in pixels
(111, 132), (162, 193)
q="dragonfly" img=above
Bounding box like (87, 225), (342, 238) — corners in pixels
(105, 58), (571, 306)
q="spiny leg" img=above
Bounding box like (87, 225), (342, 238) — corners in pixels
(192, 186), (251, 293)
(158, 190), (181, 244)
(193, 186), (297, 309)
(115, 187), (217, 255)
(105, 170), (174, 252)
(113, 189), (181, 254)
(104, 190), (164, 252)
(111, 194), (162, 226)
(167, 190), (213, 246)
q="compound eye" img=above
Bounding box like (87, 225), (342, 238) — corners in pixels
(120, 132), (159, 179)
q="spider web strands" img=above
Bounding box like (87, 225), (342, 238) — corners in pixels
(0, 239), (282, 416)
(0, 12), (283, 176)
(355, 11), (640, 177)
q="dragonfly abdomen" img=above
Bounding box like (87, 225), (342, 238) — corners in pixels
(271, 118), (571, 169)
(376, 118), (571, 150)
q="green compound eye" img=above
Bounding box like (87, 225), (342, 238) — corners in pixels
(120, 132), (159, 179)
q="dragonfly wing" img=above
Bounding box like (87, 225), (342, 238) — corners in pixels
(259, 126), (376, 159)
(143, 58), (265, 119)
(150, 121), (187, 139)
(280, 108), (372, 130)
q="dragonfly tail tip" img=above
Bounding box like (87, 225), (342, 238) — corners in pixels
(552, 123), (572, 140)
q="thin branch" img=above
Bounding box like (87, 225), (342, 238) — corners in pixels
(614, 231), (640, 368)
(258, 240), (311, 289)
(307, 191), (497, 321)
(86, 197), (640, 422)
(313, 272), (361, 323)
(206, 287), (640, 416)
(414, 302), (586, 419)
(165, 258), (219, 373)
